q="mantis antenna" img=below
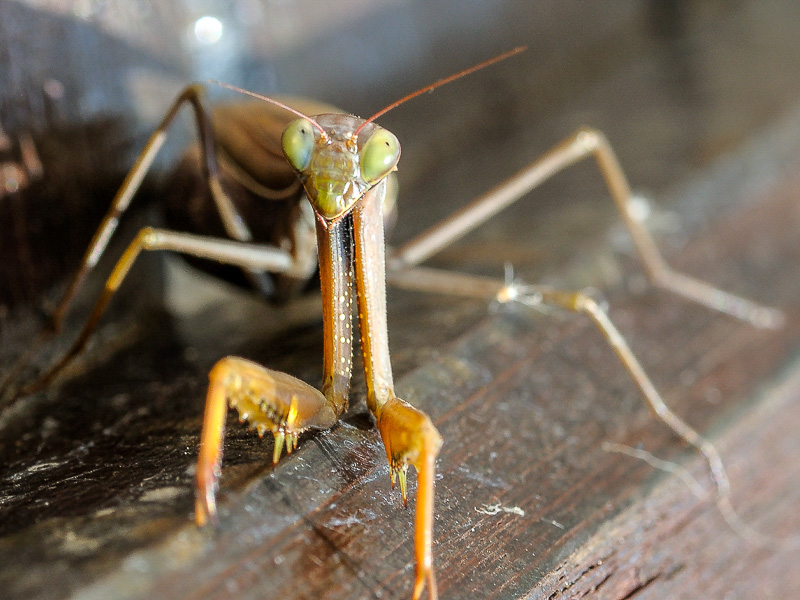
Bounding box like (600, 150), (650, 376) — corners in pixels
(210, 45), (527, 140)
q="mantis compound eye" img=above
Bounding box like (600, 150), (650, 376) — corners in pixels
(360, 128), (400, 184)
(282, 118), (315, 172)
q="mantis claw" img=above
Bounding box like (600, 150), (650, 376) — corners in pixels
(395, 463), (409, 507)
(377, 397), (442, 600)
(272, 431), (286, 464)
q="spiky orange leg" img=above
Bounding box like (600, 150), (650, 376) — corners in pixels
(377, 396), (443, 600)
(195, 356), (338, 526)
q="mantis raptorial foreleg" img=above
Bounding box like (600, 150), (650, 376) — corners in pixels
(353, 185), (442, 599)
(196, 356), (339, 527)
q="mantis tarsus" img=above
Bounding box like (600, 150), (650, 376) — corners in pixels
(1, 48), (792, 599)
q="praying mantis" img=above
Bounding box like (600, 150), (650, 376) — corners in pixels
(0, 48), (789, 599)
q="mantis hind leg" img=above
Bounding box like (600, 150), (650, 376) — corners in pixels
(387, 265), (799, 550)
(0, 85), (287, 406)
(45, 85), (249, 334)
(388, 127), (783, 329)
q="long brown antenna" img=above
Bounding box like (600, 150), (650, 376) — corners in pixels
(353, 46), (526, 137)
(209, 80), (327, 136)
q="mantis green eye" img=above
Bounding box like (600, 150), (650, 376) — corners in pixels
(282, 118), (315, 172)
(360, 128), (400, 183)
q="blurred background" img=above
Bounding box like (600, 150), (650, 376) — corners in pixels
(2, 0), (800, 311)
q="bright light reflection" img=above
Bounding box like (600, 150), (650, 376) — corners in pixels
(194, 16), (223, 45)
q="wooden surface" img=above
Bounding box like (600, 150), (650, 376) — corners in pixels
(2, 3), (800, 600)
